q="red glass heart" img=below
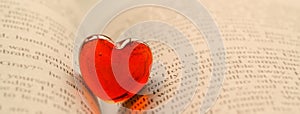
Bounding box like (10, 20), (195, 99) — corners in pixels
(79, 34), (152, 103)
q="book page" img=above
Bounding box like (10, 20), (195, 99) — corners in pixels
(100, 0), (300, 114)
(0, 0), (100, 114)
(198, 0), (300, 114)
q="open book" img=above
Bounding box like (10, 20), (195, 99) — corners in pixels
(0, 0), (299, 114)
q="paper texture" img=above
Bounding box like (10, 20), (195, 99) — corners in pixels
(0, 0), (100, 113)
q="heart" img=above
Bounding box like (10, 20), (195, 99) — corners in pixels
(79, 34), (152, 103)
